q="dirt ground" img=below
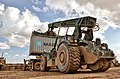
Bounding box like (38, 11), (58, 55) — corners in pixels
(0, 67), (120, 79)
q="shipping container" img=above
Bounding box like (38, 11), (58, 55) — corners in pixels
(29, 34), (57, 55)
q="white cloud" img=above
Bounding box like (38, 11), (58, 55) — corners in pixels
(32, 0), (41, 4)
(5, 53), (29, 63)
(45, 0), (120, 26)
(7, 34), (28, 47)
(115, 44), (120, 47)
(45, 0), (120, 44)
(118, 4), (120, 8)
(32, 6), (42, 12)
(15, 54), (20, 57)
(0, 3), (4, 15)
(21, 54), (27, 57)
(4, 52), (8, 55)
(45, 0), (74, 15)
(32, 6), (49, 13)
(0, 3), (48, 48)
(114, 50), (120, 62)
(43, 7), (49, 12)
(0, 42), (10, 49)
(76, 0), (120, 11)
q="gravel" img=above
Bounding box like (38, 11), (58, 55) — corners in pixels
(0, 67), (120, 79)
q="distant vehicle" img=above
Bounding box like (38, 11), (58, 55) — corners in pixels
(0, 52), (6, 70)
(26, 16), (115, 73)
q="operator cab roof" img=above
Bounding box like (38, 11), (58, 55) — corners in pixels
(48, 16), (97, 28)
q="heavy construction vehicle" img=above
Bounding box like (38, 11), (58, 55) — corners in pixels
(0, 52), (6, 70)
(23, 56), (41, 71)
(28, 16), (115, 73)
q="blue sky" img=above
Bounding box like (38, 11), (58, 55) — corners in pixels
(0, 0), (120, 63)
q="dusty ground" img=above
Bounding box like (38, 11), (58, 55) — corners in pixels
(0, 67), (120, 79)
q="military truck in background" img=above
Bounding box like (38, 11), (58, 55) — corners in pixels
(0, 52), (6, 70)
(25, 16), (115, 73)
(23, 56), (41, 71)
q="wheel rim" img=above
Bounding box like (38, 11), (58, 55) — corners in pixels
(34, 62), (41, 71)
(36, 64), (40, 68)
(59, 50), (67, 66)
(57, 43), (69, 72)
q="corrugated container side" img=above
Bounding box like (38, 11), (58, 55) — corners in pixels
(29, 35), (56, 55)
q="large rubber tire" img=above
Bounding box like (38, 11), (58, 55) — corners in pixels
(88, 59), (111, 72)
(100, 59), (111, 72)
(88, 60), (103, 72)
(40, 56), (49, 72)
(57, 43), (80, 73)
(33, 62), (41, 71)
